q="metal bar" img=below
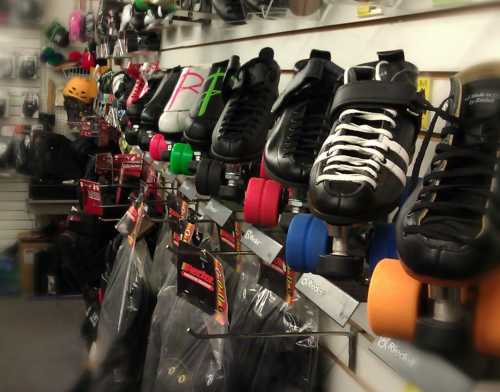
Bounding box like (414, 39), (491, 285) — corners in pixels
(187, 328), (351, 340)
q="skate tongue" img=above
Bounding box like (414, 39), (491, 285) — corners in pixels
(374, 60), (417, 83)
(310, 49), (331, 61)
(461, 78), (500, 123)
(344, 66), (374, 83)
(242, 62), (272, 88)
(454, 79), (500, 148)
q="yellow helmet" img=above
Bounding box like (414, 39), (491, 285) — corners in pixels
(63, 76), (97, 104)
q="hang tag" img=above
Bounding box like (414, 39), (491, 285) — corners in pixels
(240, 223), (282, 264)
(369, 337), (473, 392)
(417, 76), (432, 130)
(218, 217), (242, 271)
(201, 198), (232, 227)
(166, 192), (182, 248)
(297, 273), (359, 326)
(179, 178), (201, 201)
(126, 203), (142, 245)
(213, 257), (228, 327)
(95, 153), (113, 177)
(79, 179), (103, 216)
(177, 242), (228, 326)
(143, 165), (163, 215)
(113, 204), (136, 236)
(116, 162), (142, 204)
(112, 153), (142, 181)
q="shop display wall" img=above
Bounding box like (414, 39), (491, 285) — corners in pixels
(157, 4), (500, 391)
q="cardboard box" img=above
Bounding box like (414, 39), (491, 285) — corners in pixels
(18, 241), (51, 296)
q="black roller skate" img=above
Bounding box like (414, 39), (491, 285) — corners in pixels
(243, 49), (343, 229)
(195, 47), (280, 200)
(298, 50), (422, 285)
(369, 61), (500, 356)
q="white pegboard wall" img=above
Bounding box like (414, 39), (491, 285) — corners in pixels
(0, 24), (42, 129)
(158, 5), (500, 392)
(0, 176), (35, 250)
(0, 22), (41, 250)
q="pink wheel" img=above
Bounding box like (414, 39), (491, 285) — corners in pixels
(260, 179), (282, 226)
(244, 177), (264, 225)
(149, 133), (167, 161)
(243, 178), (282, 227)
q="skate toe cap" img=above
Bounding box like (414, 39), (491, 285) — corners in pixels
(397, 231), (489, 281)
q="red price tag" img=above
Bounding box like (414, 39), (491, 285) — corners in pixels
(80, 179), (103, 216)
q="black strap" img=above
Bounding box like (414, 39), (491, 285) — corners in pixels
(272, 58), (343, 115)
(331, 80), (423, 115)
(377, 49), (405, 63)
(271, 57), (325, 114)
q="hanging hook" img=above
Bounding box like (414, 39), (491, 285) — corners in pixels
(186, 328), (351, 340)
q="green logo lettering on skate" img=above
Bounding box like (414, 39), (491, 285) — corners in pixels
(197, 68), (225, 117)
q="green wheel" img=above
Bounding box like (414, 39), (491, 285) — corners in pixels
(134, 0), (150, 11)
(170, 143), (193, 175)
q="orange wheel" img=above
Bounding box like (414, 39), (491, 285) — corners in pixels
(474, 267), (500, 356)
(368, 258), (422, 341)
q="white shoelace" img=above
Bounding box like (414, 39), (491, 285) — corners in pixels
(315, 62), (410, 189)
(315, 108), (409, 188)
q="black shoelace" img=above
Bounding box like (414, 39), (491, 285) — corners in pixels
(282, 105), (330, 160)
(404, 119), (498, 244)
(218, 87), (271, 142)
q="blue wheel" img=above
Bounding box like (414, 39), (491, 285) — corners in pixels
(285, 213), (328, 272)
(368, 223), (398, 274)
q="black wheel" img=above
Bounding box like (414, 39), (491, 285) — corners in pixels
(316, 254), (364, 280)
(218, 185), (241, 200)
(415, 317), (467, 356)
(279, 212), (294, 232)
(207, 159), (223, 196)
(195, 158), (211, 195)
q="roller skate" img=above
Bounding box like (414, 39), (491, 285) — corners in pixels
(150, 65), (211, 168)
(368, 62), (500, 356)
(155, 57), (239, 176)
(243, 49), (343, 228)
(126, 62), (150, 109)
(286, 50), (422, 287)
(131, 64), (201, 155)
(195, 47), (280, 200)
(127, 66), (182, 152)
(213, 0), (247, 23)
(127, 68), (165, 126)
(158, 65), (210, 135)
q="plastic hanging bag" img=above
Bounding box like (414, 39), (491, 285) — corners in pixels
(141, 228), (233, 392)
(141, 285), (231, 392)
(226, 257), (319, 392)
(149, 221), (178, 294)
(90, 237), (156, 392)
